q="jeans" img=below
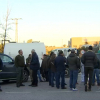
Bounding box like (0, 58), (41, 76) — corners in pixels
(37, 70), (42, 81)
(56, 71), (65, 88)
(51, 72), (55, 87)
(92, 69), (100, 84)
(48, 69), (51, 85)
(32, 70), (38, 85)
(70, 70), (78, 89)
(84, 67), (93, 89)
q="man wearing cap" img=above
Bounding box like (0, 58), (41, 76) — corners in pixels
(67, 49), (80, 91)
(81, 46), (97, 91)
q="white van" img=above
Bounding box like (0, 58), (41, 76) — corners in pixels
(4, 42), (46, 66)
(52, 47), (77, 58)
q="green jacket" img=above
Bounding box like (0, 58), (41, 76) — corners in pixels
(15, 55), (25, 67)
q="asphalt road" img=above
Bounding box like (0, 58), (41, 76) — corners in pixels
(0, 75), (100, 100)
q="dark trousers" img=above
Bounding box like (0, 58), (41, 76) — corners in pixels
(51, 72), (55, 87)
(32, 70), (38, 86)
(70, 70), (78, 89)
(16, 67), (24, 86)
(48, 69), (51, 85)
(44, 71), (49, 81)
(84, 67), (93, 89)
(56, 71), (65, 88)
(92, 69), (100, 84)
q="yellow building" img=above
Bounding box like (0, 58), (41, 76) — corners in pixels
(69, 37), (100, 48)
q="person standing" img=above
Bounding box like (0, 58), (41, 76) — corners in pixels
(26, 54), (33, 82)
(0, 57), (3, 91)
(15, 50), (25, 87)
(55, 51), (66, 89)
(79, 50), (85, 83)
(92, 58), (100, 86)
(81, 46), (97, 91)
(29, 49), (40, 87)
(67, 49), (80, 91)
(49, 54), (56, 87)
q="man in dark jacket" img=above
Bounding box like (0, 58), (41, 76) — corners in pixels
(15, 50), (25, 87)
(29, 49), (40, 87)
(0, 57), (3, 91)
(26, 54), (32, 81)
(92, 58), (100, 86)
(81, 46), (97, 91)
(55, 51), (66, 89)
(67, 49), (80, 91)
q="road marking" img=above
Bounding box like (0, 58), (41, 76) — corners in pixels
(96, 91), (100, 92)
(48, 91), (73, 93)
(5, 92), (31, 94)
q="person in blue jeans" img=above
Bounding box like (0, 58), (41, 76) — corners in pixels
(49, 54), (56, 87)
(92, 58), (100, 86)
(37, 70), (43, 82)
(67, 49), (80, 91)
(55, 51), (67, 89)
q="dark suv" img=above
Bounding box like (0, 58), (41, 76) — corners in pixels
(0, 53), (29, 82)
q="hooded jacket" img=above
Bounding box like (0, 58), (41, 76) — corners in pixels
(67, 53), (80, 70)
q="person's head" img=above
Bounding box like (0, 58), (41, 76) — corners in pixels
(29, 54), (31, 57)
(59, 51), (63, 56)
(18, 49), (23, 55)
(88, 46), (93, 50)
(31, 49), (35, 54)
(71, 49), (75, 54)
(50, 52), (54, 57)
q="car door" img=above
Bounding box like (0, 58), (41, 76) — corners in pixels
(0, 54), (17, 79)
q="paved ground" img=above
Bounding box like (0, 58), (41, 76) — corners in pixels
(0, 75), (100, 100)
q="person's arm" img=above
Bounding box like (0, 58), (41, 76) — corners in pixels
(15, 56), (18, 67)
(77, 57), (80, 69)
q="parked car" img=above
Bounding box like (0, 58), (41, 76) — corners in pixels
(0, 53), (29, 82)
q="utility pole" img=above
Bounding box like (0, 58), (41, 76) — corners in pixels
(11, 18), (22, 42)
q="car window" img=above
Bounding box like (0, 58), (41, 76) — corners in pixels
(64, 49), (67, 56)
(0, 55), (12, 63)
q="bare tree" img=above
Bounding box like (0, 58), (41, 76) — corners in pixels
(0, 8), (11, 46)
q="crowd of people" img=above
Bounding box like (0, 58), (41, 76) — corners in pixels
(0, 46), (100, 92)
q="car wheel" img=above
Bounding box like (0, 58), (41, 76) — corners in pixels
(65, 68), (70, 78)
(3, 80), (9, 83)
(23, 70), (29, 82)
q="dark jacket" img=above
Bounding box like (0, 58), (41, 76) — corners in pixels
(30, 53), (40, 70)
(81, 51), (97, 68)
(54, 55), (66, 72)
(41, 56), (49, 71)
(49, 56), (56, 72)
(15, 55), (25, 67)
(67, 53), (80, 70)
(26, 57), (31, 67)
(94, 58), (100, 69)
(0, 58), (3, 70)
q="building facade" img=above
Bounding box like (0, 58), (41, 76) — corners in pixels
(70, 37), (100, 48)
